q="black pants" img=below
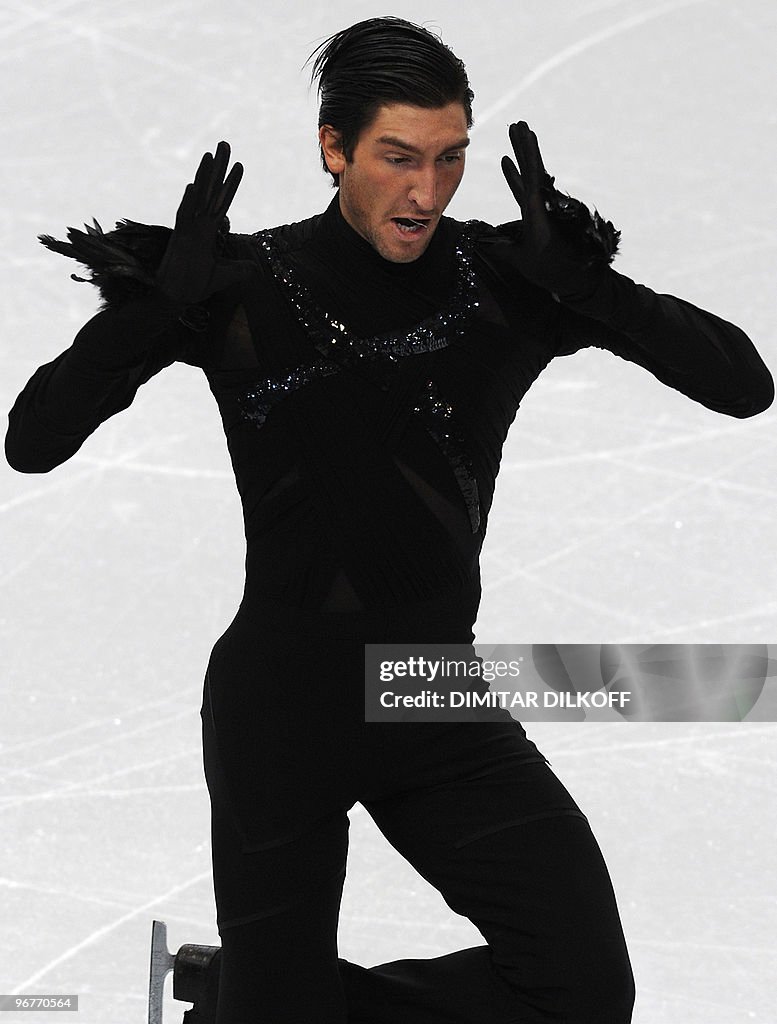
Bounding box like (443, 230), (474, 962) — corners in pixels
(201, 668), (635, 1024)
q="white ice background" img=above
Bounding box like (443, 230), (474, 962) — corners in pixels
(1, 1), (776, 1022)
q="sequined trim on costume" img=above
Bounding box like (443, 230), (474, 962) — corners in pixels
(239, 360), (340, 428)
(413, 378), (481, 534)
(250, 223), (480, 368)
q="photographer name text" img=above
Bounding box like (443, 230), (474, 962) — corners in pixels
(379, 690), (631, 709)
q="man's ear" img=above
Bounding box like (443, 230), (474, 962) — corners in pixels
(319, 125), (346, 176)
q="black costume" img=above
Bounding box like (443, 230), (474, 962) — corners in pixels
(6, 194), (773, 1024)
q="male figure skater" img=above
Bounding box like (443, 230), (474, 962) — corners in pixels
(6, 16), (773, 1024)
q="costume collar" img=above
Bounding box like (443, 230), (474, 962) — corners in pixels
(318, 192), (456, 280)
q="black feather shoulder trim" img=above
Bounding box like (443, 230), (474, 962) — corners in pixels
(539, 171), (621, 264)
(38, 215), (231, 311)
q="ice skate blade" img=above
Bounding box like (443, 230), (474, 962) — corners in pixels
(148, 920), (176, 1024)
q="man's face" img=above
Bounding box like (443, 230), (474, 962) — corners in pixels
(319, 101), (470, 264)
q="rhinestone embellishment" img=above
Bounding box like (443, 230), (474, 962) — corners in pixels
(239, 360), (340, 428)
(413, 378), (481, 533)
(250, 225), (480, 368)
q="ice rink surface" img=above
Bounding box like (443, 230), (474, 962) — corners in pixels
(1, 0), (776, 1021)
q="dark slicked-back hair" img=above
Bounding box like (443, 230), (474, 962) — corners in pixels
(307, 16), (474, 186)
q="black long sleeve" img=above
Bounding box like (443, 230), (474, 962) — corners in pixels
(553, 265), (774, 418)
(4, 290), (198, 473)
(9, 208), (774, 482)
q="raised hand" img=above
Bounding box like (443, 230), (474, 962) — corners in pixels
(500, 121), (619, 300)
(155, 141), (255, 305)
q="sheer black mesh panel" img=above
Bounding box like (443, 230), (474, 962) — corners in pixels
(392, 454), (473, 553)
(223, 304), (259, 369)
(320, 568), (366, 612)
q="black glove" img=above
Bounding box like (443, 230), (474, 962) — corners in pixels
(154, 140), (255, 305)
(500, 121), (620, 300)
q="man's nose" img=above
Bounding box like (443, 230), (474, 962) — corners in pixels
(408, 168), (437, 212)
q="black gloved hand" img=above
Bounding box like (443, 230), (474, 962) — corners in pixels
(155, 140), (255, 305)
(500, 121), (620, 301)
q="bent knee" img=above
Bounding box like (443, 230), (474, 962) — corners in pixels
(561, 948), (635, 1023)
(573, 956), (635, 1022)
(497, 944), (635, 1023)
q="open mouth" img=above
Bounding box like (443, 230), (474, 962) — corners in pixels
(392, 217), (430, 235)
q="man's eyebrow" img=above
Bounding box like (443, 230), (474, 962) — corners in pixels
(375, 135), (470, 155)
